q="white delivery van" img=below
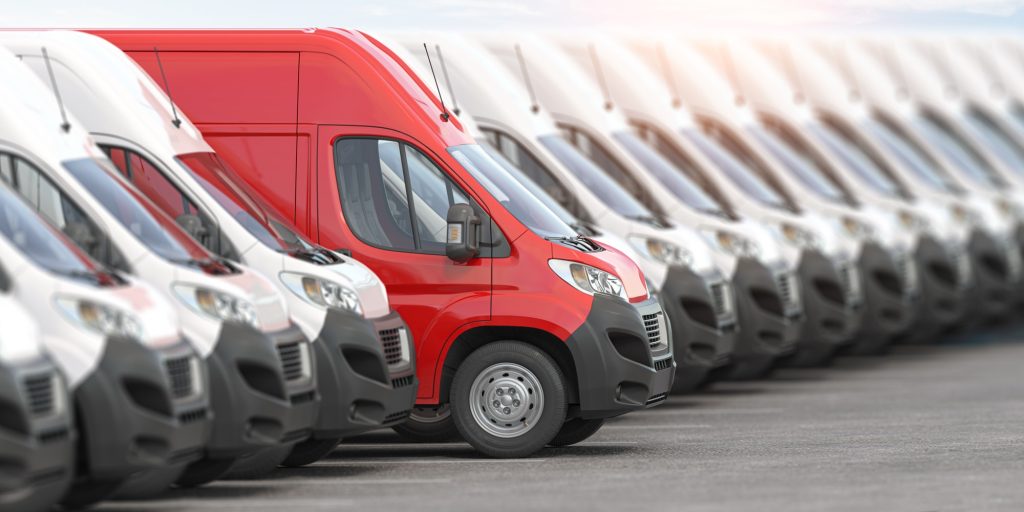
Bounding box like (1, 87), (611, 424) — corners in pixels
(7, 30), (417, 470)
(0, 36), (317, 486)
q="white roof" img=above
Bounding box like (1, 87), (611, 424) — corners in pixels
(0, 46), (99, 167)
(0, 30), (212, 159)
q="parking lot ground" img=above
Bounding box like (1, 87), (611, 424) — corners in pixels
(99, 328), (1024, 512)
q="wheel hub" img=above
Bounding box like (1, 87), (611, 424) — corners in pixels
(468, 363), (544, 438)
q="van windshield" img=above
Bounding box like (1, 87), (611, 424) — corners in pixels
(806, 117), (906, 199)
(746, 123), (850, 205)
(177, 153), (326, 258)
(913, 110), (1005, 189)
(861, 114), (958, 194)
(681, 127), (793, 211)
(0, 181), (107, 282)
(480, 143), (586, 232)
(63, 158), (211, 264)
(538, 134), (656, 222)
(449, 144), (577, 240)
(612, 131), (728, 216)
(964, 107), (1024, 176)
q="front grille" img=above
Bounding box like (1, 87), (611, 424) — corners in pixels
(384, 409), (411, 424)
(645, 393), (668, 406)
(38, 428), (69, 444)
(898, 256), (919, 296)
(165, 356), (195, 399)
(654, 358), (673, 371)
(709, 281), (734, 319)
(642, 313), (666, 349)
(1006, 246), (1022, 281)
(290, 390), (317, 405)
(953, 251), (972, 288)
(391, 375), (415, 388)
(277, 342), (308, 381)
(775, 271), (801, 313)
(838, 263), (862, 305)
(179, 408), (207, 424)
(379, 327), (408, 367)
(23, 374), (55, 417)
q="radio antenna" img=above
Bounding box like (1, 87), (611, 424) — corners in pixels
(41, 48), (70, 133)
(153, 47), (182, 128)
(588, 44), (614, 111)
(435, 45), (460, 116)
(423, 43), (450, 122)
(514, 44), (541, 114)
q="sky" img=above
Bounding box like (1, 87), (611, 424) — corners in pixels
(1, 0), (1022, 32)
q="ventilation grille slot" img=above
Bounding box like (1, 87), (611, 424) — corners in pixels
(710, 281), (734, 319)
(165, 356), (195, 399)
(379, 328), (407, 367)
(775, 271), (801, 313)
(277, 342), (308, 382)
(643, 313), (666, 349)
(23, 374), (55, 417)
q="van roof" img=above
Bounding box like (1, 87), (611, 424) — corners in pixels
(91, 28), (476, 151)
(0, 45), (97, 169)
(0, 30), (214, 158)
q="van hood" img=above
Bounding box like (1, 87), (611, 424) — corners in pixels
(172, 262), (290, 332)
(281, 253), (391, 320)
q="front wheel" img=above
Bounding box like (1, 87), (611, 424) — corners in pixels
(548, 418), (604, 447)
(393, 405), (461, 443)
(450, 341), (567, 458)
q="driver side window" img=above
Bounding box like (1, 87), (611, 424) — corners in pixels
(334, 137), (495, 256)
(101, 145), (235, 259)
(0, 152), (128, 271)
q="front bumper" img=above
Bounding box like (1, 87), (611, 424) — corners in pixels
(792, 250), (860, 359)
(0, 355), (74, 511)
(729, 258), (803, 364)
(963, 230), (1019, 323)
(307, 309), (417, 440)
(658, 266), (736, 385)
(847, 243), (917, 354)
(565, 294), (674, 420)
(203, 323), (318, 460)
(901, 236), (968, 343)
(75, 336), (210, 482)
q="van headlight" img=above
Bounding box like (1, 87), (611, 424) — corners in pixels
(173, 285), (259, 328)
(279, 273), (363, 316)
(778, 223), (821, 250)
(629, 237), (692, 266)
(898, 211), (929, 232)
(840, 216), (876, 241)
(703, 230), (760, 258)
(549, 259), (628, 300)
(56, 297), (142, 339)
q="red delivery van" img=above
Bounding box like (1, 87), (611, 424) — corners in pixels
(96, 28), (675, 458)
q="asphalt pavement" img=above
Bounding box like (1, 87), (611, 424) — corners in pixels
(98, 329), (1024, 512)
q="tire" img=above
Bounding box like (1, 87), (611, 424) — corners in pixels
(449, 341), (567, 458)
(392, 405), (461, 443)
(281, 437), (341, 468)
(548, 418), (604, 447)
(112, 464), (187, 500)
(224, 444), (293, 480)
(175, 457), (236, 488)
(59, 480), (122, 510)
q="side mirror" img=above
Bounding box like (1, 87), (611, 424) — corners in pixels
(445, 203), (480, 263)
(176, 214), (209, 245)
(64, 222), (98, 255)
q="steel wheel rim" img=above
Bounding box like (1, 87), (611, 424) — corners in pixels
(409, 404), (451, 424)
(468, 362), (544, 438)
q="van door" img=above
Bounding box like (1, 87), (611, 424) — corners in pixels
(316, 127), (493, 401)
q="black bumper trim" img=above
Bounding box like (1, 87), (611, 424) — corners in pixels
(658, 265), (736, 384)
(565, 294), (674, 420)
(306, 309), (418, 439)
